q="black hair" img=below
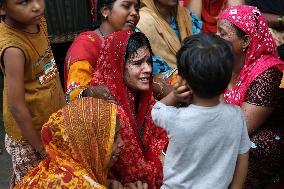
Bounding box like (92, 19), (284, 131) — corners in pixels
(125, 32), (152, 64)
(96, 0), (141, 28)
(177, 33), (234, 99)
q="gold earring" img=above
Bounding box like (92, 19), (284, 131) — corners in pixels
(242, 45), (246, 52)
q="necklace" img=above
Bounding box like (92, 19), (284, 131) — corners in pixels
(98, 27), (106, 39)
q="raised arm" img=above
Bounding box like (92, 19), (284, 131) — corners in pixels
(187, 0), (202, 18)
(263, 13), (283, 29)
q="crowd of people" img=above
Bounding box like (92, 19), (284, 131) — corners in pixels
(0, 0), (283, 189)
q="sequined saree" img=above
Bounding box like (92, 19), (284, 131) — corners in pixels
(90, 31), (168, 189)
(14, 98), (117, 188)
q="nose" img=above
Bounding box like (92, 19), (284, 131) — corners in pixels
(142, 62), (152, 73)
(32, 1), (43, 12)
(130, 6), (139, 18)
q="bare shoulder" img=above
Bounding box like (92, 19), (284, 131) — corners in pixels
(2, 47), (25, 65)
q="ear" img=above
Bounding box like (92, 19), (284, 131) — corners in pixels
(242, 35), (251, 49)
(0, 3), (6, 16)
(100, 5), (111, 18)
(0, 9), (6, 17)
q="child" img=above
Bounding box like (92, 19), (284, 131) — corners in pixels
(151, 33), (251, 189)
(0, 0), (64, 185)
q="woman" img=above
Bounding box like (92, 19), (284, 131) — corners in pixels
(14, 98), (123, 188)
(137, 0), (201, 76)
(65, 0), (140, 102)
(90, 31), (168, 189)
(217, 5), (284, 188)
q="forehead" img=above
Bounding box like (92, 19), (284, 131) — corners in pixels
(114, 0), (138, 4)
(130, 47), (150, 58)
(217, 19), (236, 31)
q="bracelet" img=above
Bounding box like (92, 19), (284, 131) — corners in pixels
(153, 80), (164, 99)
(278, 15), (283, 27)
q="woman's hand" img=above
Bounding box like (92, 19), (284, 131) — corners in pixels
(124, 181), (148, 189)
(153, 77), (173, 100)
(107, 179), (124, 189)
(85, 85), (115, 103)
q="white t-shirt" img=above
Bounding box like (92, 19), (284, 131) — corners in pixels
(151, 102), (251, 189)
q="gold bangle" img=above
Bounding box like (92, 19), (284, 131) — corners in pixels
(153, 80), (164, 98)
(278, 15), (283, 27)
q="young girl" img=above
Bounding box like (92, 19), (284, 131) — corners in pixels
(0, 0), (64, 185)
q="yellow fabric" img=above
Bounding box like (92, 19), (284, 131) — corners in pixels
(15, 98), (117, 188)
(137, 0), (192, 68)
(66, 60), (95, 101)
(0, 18), (63, 144)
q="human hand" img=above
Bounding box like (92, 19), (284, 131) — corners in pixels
(159, 151), (165, 165)
(87, 85), (115, 103)
(172, 81), (192, 104)
(107, 179), (124, 189)
(124, 181), (148, 189)
(36, 146), (49, 159)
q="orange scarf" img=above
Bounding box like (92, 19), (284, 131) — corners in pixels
(15, 98), (117, 188)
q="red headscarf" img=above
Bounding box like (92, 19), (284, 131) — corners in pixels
(90, 31), (168, 188)
(201, 0), (227, 33)
(219, 5), (284, 106)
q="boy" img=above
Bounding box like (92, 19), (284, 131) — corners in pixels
(152, 33), (251, 189)
(0, 0), (64, 185)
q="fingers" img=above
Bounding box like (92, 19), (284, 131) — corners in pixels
(136, 181), (143, 188)
(124, 181), (148, 189)
(142, 183), (148, 189)
(107, 179), (124, 189)
(124, 182), (136, 189)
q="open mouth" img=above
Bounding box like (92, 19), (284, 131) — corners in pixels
(125, 20), (136, 27)
(33, 14), (43, 21)
(139, 77), (150, 82)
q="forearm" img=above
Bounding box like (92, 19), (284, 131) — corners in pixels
(230, 152), (249, 189)
(160, 91), (180, 106)
(227, 0), (244, 7)
(264, 13), (283, 29)
(187, 0), (202, 18)
(10, 104), (44, 153)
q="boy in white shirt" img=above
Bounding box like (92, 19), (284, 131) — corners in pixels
(152, 33), (251, 189)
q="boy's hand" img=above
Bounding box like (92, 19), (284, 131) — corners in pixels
(173, 82), (192, 104)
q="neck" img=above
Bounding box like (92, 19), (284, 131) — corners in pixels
(233, 53), (246, 75)
(4, 17), (38, 33)
(191, 95), (220, 107)
(154, 2), (174, 23)
(98, 22), (116, 39)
